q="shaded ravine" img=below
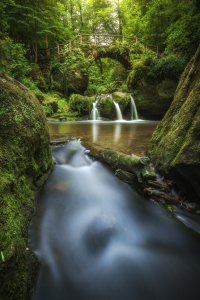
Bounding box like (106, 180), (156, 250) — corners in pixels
(30, 140), (200, 300)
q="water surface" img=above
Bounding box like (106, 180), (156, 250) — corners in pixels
(48, 120), (159, 156)
(30, 140), (200, 300)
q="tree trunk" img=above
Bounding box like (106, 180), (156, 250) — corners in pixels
(45, 33), (50, 57)
(35, 19), (38, 63)
(89, 149), (156, 183)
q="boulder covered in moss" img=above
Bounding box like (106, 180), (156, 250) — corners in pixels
(98, 92), (130, 119)
(113, 92), (130, 111)
(51, 65), (89, 95)
(98, 94), (113, 118)
(0, 72), (54, 299)
(147, 45), (200, 202)
(69, 94), (95, 116)
(67, 64), (89, 95)
(127, 73), (178, 119)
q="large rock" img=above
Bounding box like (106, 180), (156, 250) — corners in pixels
(127, 74), (178, 119)
(98, 92), (130, 119)
(69, 94), (95, 116)
(51, 50), (90, 96)
(51, 63), (89, 95)
(0, 72), (54, 299)
(147, 45), (200, 202)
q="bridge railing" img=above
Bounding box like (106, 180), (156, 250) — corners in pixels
(38, 34), (158, 59)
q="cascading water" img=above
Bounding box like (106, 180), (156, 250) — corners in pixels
(30, 139), (200, 300)
(90, 101), (100, 120)
(113, 101), (123, 120)
(130, 94), (138, 120)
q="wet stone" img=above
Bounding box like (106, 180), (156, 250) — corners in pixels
(50, 137), (70, 146)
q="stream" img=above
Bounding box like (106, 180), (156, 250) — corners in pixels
(48, 120), (159, 156)
(30, 122), (200, 300)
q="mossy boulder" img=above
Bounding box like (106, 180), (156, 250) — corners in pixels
(98, 95), (113, 118)
(0, 72), (54, 299)
(67, 64), (89, 95)
(147, 45), (200, 202)
(52, 110), (80, 121)
(69, 94), (95, 116)
(51, 65), (89, 95)
(113, 92), (130, 111)
(127, 73), (178, 119)
(98, 92), (130, 119)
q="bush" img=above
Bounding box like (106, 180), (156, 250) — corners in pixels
(0, 38), (31, 80)
(147, 55), (187, 80)
(97, 81), (126, 94)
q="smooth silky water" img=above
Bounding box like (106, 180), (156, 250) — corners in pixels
(30, 122), (200, 300)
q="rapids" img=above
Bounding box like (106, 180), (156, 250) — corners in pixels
(30, 140), (200, 300)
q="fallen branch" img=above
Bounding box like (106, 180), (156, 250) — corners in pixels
(147, 180), (169, 191)
(98, 150), (156, 182)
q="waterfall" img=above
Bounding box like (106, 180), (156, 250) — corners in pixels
(130, 94), (138, 120)
(113, 101), (123, 120)
(90, 102), (100, 120)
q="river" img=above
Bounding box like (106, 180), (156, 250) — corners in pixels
(30, 121), (200, 300)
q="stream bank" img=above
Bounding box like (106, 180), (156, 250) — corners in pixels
(147, 45), (200, 204)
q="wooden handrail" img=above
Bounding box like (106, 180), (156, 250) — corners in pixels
(44, 34), (159, 56)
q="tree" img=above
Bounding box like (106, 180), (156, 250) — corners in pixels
(0, 0), (15, 37)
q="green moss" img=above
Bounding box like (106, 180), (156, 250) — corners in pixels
(50, 48), (89, 95)
(102, 97), (113, 114)
(147, 45), (200, 201)
(69, 94), (95, 116)
(96, 81), (126, 94)
(0, 72), (54, 299)
(112, 92), (130, 112)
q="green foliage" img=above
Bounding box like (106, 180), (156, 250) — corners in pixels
(97, 81), (127, 94)
(121, 0), (200, 59)
(128, 48), (155, 84)
(50, 48), (89, 95)
(167, 204), (172, 212)
(0, 0), (15, 37)
(128, 47), (186, 86)
(7, 0), (73, 62)
(42, 104), (54, 117)
(69, 93), (95, 116)
(1, 251), (5, 262)
(20, 77), (39, 92)
(147, 55), (187, 80)
(0, 38), (31, 80)
(85, 57), (128, 95)
(165, 7), (200, 59)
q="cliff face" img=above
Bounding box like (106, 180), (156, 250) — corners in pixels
(147, 46), (200, 202)
(0, 72), (54, 299)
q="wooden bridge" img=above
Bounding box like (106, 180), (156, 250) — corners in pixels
(41, 34), (159, 57)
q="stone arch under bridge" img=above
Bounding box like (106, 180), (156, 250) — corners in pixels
(45, 34), (159, 70)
